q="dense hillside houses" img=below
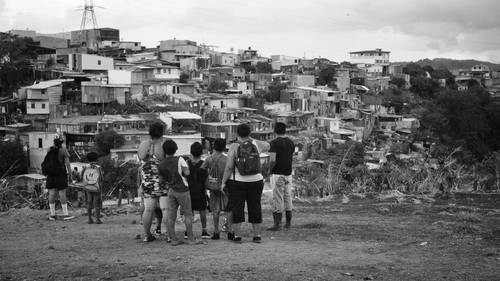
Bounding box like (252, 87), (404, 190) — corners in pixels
(2, 26), (500, 177)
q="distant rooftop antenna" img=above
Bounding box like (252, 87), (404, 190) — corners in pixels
(77, 0), (104, 49)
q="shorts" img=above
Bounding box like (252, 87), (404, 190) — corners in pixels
(191, 198), (207, 211)
(46, 174), (68, 190)
(86, 191), (102, 209)
(209, 190), (228, 213)
(166, 189), (193, 222)
(229, 180), (264, 224)
(143, 196), (168, 212)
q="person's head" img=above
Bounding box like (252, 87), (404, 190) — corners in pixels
(73, 167), (78, 171)
(237, 123), (251, 139)
(274, 122), (287, 135)
(148, 122), (164, 139)
(87, 151), (99, 163)
(53, 136), (64, 148)
(162, 139), (178, 156)
(213, 138), (226, 152)
(190, 142), (203, 158)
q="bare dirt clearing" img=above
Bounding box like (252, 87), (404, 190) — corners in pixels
(1, 194), (500, 281)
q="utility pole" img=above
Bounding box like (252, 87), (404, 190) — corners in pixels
(78, 0), (102, 49)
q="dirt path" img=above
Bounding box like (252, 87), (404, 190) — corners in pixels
(1, 195), (500, 281)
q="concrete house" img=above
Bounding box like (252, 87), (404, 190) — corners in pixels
(68, 53), (114, 72)
(349, 49), (390, 76)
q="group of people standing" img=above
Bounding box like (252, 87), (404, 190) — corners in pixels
(138, 121), (295, 244)
(41, 119), (295, 245)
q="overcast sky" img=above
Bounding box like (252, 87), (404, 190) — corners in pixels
(2, 0), (500, 63)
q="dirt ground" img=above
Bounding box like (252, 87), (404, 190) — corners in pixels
(1, 193), (500, 281)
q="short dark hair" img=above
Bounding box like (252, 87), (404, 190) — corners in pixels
(213, 138), (226, 152)
(237, 123), (251, 138)
(87, 151), (99, 162)
(162, 139), (178, 155)
(54, 138), (64, 147)
(274, 122), (287, 135)
(149, 122), (164, 139)
(190, 142), (203, 157)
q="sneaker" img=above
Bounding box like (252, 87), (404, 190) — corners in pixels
(227, 232), (235, 241)
(184, 231), (188, 239)
(201, 230), (210, 239)
(211, 233), (220, 240)
(185, 239), (204, 245)
(61, 215), (75, 221)
(232, 236), (242, 243)
(155, 228), (161, 235)
(48, 215), (57, 221)
(170, 240), (184, 246)
(143, 234), (156, 242)
(96, 219), (102, 224)
(252, 236), (262, 244)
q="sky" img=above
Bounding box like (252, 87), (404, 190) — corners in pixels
(1, 0), (500, 63)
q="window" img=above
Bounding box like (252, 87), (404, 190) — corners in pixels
(38, 138), (43, 148)
(31, 103), (35, 109)
(97, 60), (101, 65)
(42, 103), (46, 109)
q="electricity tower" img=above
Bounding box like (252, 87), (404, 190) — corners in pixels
(78, 0), (102, 49)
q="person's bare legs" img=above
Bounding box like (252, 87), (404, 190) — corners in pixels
(213, 211), (220, 234)
(200, 210), (207, 231)
(252, 223), (261, 237)
(142, 198), (155, 239)
(48, 189), (57, 218)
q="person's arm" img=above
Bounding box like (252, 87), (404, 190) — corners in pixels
(137, 140), (150, 161)
(255, 139), (270, 153)
(179, 157), (190, 177)
(62, 148), (72, 180)
(221, 144), (237, 189)
(268, 140), (277, 172)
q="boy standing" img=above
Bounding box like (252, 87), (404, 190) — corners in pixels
(267, 122), (295, 231)
(159, 139), (201, 245)
(186, 142), (210, 239)
(81, 152), (103, 224)
(202, 138), (230, 240)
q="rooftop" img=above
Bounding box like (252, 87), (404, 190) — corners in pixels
(25, 79), (74, 90)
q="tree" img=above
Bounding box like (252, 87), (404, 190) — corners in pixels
(255, 62), (273, 73)
(207, 79), (228, 93)
(94, 130), (125, 156)
(242, 64), (256, 74)
(410, 76), (439, 98)
(0, 140), (27, 177)
(390, 77), (406, 88)
(403, 62), (426, 77)
(317, 66), (336, 86)
(267, 81), (287, 102)
(0, 33), (38, 96)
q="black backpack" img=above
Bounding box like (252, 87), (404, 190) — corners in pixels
(42, 147), (64, 176)
(235, 140), (261, 176)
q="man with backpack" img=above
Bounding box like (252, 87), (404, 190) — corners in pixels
(81, 152), (103, 224)
(267, 122), (295, 231)
(221, 124), (264, 243)
(42, 136), (74, 221)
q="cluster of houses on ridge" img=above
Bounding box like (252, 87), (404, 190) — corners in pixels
(5, 26), (473, 174)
